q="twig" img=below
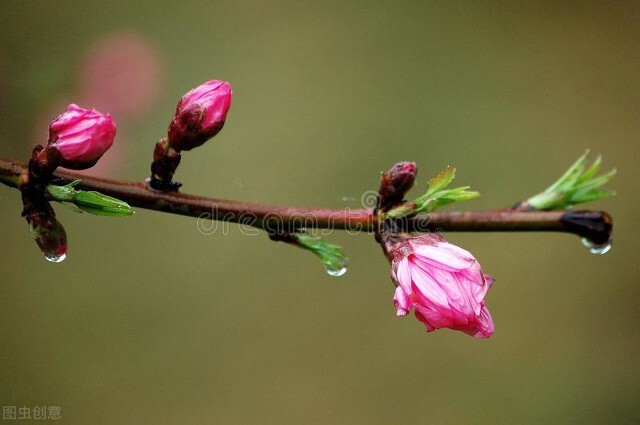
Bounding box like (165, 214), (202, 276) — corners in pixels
(0, 156), (612, 244)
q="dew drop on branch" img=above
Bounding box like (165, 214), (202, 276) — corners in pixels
(581, 238), (612, 255)
(44, 252), (67, 263)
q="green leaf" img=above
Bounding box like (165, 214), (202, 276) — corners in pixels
(425, 166), (456, 197)
(571, 168), (617, 194)
(576, 155), (602, 184)
(384, 167), (479, 218)
(296, 234), (348, 276)
(46, 180), (134, 217)
(73, 191), (134, 216)
(46, 180), (82, 201)
(58, 202), (84, 214)
(385, 203), (415, 219)
(544, 150), (589, 194)
(525, 152), (616, 211)
(570, 189), (615, 204)
(414, 186), (480, 214)
(526, 191), (565, 211)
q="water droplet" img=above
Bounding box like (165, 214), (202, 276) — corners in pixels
(581, 238), (612, 255)
(44, 252), (67, 263)
(324, 258), (348, 277)
(326, 265), (347, 277)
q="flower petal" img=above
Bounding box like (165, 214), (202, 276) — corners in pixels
(394, 257), (413, 294)
(409, 262), (450, 309)
(473, 306), (495, 338)
(413, 244), (475, 271)
(393, 286), (412, 316)
(415, 306), (455, 331)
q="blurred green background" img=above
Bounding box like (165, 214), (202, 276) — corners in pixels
(1, 1), (638, 424)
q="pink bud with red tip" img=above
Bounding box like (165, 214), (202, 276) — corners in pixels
(47, 104), (116, 170)
(167, 80), (232, 151)
(390, 234), (495, 338)
(378, 161), (417, 211)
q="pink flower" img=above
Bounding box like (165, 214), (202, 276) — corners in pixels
(48, 104), (116, 170)
(167, 80), (232, 151)
(391, 234), (495, 338)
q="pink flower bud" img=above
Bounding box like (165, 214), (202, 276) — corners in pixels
(390, 234), (495, 338)
(167, 80), (232, 151)
(47, 104), (116, 170)
(378, 161), (417, 211)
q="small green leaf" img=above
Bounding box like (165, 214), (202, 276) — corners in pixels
(58, 202), (84, 214)
(385, 203), (415, 219)
(545, 150), (589, 194)
(73, 191), (134, 216)
(384, 167), (479, 218)
(526, 191), (565, 211)
(525, 152), (616, 211)
(570, 189), (615, 204)
(46, 180), (82, 201)
(413, 186), (480, 214)
(572, 168), (617, 194)
(577, 155), (602, 183)
(46, 180), (133, 217)
(425, 166), (456, 197)
(296, 234), (348, 276)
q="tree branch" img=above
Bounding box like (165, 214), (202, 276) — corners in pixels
(0, 156), (612, 244)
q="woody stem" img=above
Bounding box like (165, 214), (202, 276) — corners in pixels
(0, 156), (612, 244)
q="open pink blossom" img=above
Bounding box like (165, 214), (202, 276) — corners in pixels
(167, 79), (232, 151)
(48, 104), (116, 170)
(391, 234), (495, 338)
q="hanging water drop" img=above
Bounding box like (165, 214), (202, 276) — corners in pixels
(581, 238), (612, 255)
(324, 256), (348, 277)
(294, 233), (349, 277)
(325, 263), (348, 277)
(44, 252), (67, 263)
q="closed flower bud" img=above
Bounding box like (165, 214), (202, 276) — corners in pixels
(390, 234), (494, 338)
(47, 104), (116, 170)
(378, 161), (417, 211)
(167, 80), (232, 151)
